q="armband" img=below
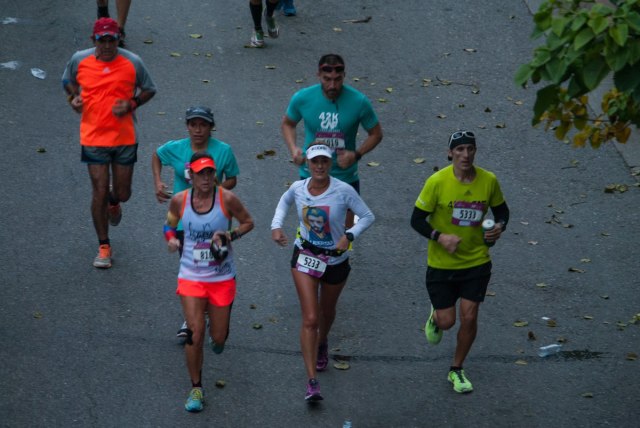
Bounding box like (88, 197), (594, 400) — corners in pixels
(163, 224), (177, 241)
(230, 229), (242, 241)
(430, 230), (441, 242)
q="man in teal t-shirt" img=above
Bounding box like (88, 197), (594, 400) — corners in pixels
(281, 53), (383, 188)
(152, 106), (239, 200)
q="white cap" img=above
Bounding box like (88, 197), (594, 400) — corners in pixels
(306, 144), (333, 159)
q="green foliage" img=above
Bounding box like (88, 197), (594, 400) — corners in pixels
(516, 0), (640, 147)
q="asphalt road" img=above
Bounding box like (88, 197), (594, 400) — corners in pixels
(1, 1), (639, 427)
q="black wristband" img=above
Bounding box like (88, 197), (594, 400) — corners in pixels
(230, 229), (242, 241)
(355, 151), (362, 161)
(430, 230), (441, 241)
(133, 96), (142, 108)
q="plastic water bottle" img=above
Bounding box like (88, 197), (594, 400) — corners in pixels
(538, 344), (563, 357)
(482, 219), (495, 247)
(343, 419), (352, 428)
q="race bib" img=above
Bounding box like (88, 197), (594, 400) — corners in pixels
(451, 201), (484, 227)
(193, 241), (214, 265)
(314, 131), (345, 150)
(296, 249), (329, 278)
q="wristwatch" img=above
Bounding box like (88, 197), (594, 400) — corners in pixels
(345, 232), (354, 242)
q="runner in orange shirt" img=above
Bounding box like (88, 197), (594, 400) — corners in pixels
(62, 17), (156, 268)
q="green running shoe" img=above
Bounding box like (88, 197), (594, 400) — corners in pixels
(184, 387), (204, 412)
(425, 305), (442, 345)
(448, 369), (473, 393)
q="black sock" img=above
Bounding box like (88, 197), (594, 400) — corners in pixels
(108, 194), (118, 205)
(97, 6), (109, 18)
(99, 239), (110, 246)
(266, 0), (277, 17)
(192, 370), (202, 388)
(450, 366), (462, 372)
(250, 2), (263, 30)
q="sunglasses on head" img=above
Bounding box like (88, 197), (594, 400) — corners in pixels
(319, 64), (345, 73)
(451, 131), (475, 140)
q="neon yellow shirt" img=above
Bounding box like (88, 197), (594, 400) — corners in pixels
(415, 165), (505, 270)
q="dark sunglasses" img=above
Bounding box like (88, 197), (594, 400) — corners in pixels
(319, 64), (345, 73)
(451, 131), (475, 140)
(95, 34), (120, 42)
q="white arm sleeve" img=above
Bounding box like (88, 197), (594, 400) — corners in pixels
(270, 186), (296, 229)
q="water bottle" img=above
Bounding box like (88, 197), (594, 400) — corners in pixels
(538, 344), (563, 357)
(343, 419), (352, 428)
(482, 219), (495, 247)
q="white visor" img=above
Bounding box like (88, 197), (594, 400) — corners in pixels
(306, 144), (333, 159)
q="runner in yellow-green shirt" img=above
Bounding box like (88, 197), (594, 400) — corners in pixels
(411, 130), (509, 394)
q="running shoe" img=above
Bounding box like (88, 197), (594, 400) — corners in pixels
(108, 203), (122, 226)
(448, 368), (473, 393)
(282, 0), (296, 16)
(265, 11), (279, 38)
(184, 387), (204, 412)
(316, 342), (329, 371)
(93, 244), (112, 269)
(305, 378), (323, 401)
(177, 320), (189, 338)
(425, 305), (442, 345)
(250, 30), (265, 48)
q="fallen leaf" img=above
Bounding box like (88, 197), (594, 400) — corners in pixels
(463, 48), (477, 53)
(557, 337), (567, 343)
(601, 232), (610, 236)
(333, 27), (342, 32)
(580, 258), (591, 263)
(514, 100), (524, 105)
(546, 319), (557, 327)
(520, 221), (529, 225)
(295, 79), (304, 83)
(143, 39), (153, 44)
(33, 311), (43, 319)
(193, 52), (200, 56)
(249, 304), (257, 309)
(513, 320), (529, 327)
(437, 113), (447, 119)
(263, 149), (276, 156)
(496, 123), (506, 128)
(202, 79), (210, 83)
(352, 77), (360, 82)
(528, 240), (538, 245)
(413, 158), (425, 164)
(377, 98), (388, 103)
(256, 154), (265, 159)
(484, 107), (492, 113)
(333, 361), (350, 370)
(626, 352), (638, 361)
(385, 87), (393, 93)
(367, 161), (380, 167)
(256, 121), (264, 125)
(583, 315), (594, 320)
(581, 392), (594, 398)
(205, 53), (213, 57)
(36, 148), (46, 153)
(458, 103), (465, 108)
(471, 88), (480, 94)
(265, 65), (276, 69)
(485, 291), (496, 297)
(190, 34), (203, 39)
(157, 112), (166, 115)
(252, 323), (262, 329)
(528, 331), (536, 340)
(515, 359), (528, 365)
(568, 267), (585, 273)
(536, 283), (547, 288)
(215, 380), (226, 388)
(600, 295), (609, 299)
(408, 120), (416, 124)
(477, 124), (487, 129)
(169, 52), (181, 57)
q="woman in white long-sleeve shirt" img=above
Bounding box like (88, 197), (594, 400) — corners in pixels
(271, 143), (375, 402)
